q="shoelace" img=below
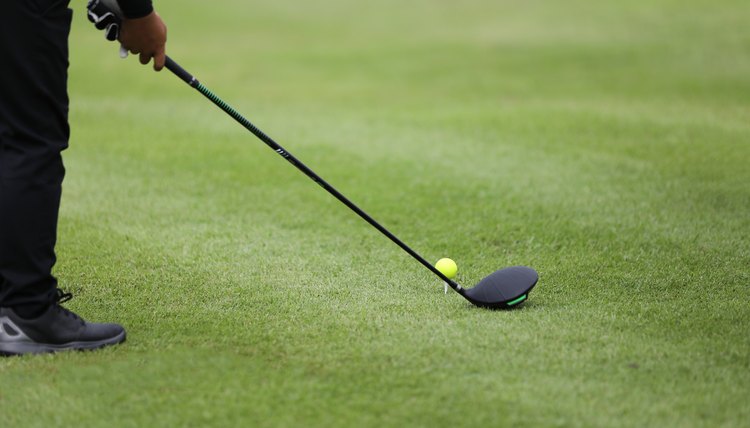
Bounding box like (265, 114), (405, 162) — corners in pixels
(56, 289), (73, 304)
(53, 289), (83, 323)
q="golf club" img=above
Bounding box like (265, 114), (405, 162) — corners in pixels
(163, 57), (539, 309)
(86, 0), (539, 308)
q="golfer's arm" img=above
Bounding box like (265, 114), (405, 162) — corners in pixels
(116, 0), (154, 19)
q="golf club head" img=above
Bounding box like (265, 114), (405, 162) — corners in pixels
(463, 266), (538, 309)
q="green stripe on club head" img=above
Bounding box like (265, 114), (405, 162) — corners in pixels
(507, 295), (527, 306)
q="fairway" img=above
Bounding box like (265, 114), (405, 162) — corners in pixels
(2, 0), (749, 426)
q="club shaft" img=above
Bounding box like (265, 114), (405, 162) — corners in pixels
(164, 57), (464, 294)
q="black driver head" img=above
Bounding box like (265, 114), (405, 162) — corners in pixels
(462, 266), (538, 309)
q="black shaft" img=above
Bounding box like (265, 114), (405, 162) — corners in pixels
(164, 57), (464, 293)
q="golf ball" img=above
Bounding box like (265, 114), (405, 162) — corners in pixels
(435, 258), (458, 279)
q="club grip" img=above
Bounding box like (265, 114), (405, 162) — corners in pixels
(165, 56), (197, 86)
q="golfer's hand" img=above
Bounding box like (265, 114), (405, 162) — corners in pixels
(119, 12), (167, 71)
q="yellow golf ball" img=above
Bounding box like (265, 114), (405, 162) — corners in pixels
(435, 258), (458, 279)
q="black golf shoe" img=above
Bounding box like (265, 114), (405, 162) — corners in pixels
(0, 291), (126, 356)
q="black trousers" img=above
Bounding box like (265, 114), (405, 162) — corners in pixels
(0, 0), (72, 307)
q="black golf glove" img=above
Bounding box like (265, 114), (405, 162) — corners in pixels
(87, 0), (122, 41)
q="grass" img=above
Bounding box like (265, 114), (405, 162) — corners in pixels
(2, 0), (749, 426)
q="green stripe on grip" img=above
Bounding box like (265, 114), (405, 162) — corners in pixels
(196, 83), (253, 130)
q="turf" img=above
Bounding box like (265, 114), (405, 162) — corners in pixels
(2, 0), (749, 426)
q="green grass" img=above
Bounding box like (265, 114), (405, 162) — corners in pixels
(2, 0), (749, 426)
